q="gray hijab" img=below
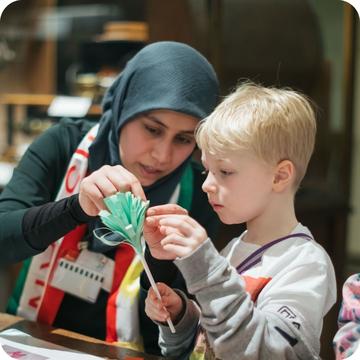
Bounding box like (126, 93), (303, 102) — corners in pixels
(89, 41), (219, 206)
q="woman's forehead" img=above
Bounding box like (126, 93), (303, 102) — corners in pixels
(143, 110), (198, 132)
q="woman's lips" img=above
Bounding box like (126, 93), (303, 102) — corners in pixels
(139, 164), (162, 178)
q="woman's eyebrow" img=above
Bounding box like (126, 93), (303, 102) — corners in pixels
(144, 114), (167, 128)
(144, 114), (195, 135)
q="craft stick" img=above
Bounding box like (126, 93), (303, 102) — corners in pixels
(140, 253), (176, 334)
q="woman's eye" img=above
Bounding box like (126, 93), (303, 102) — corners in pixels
(175, 135), (193, 145)
(145, 125), (161, 136)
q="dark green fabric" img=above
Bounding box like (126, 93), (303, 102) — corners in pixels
(178, 163), (193, 211)
(7, 257), (31, 314)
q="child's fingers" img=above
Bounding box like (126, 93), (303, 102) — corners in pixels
(145, 301), (170, 322)
(161, 233), (184, 246)
(163, 242), (192, 258)
(161, 233), (196, 248)
(159, 224), (183, 237)
(145, 214), (185, 226)
(146, 287), (171, 322)
(156, 282), (171, 294)
(159, 216), (197, 237)
(147, 204), (188, 216)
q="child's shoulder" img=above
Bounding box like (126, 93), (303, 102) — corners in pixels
(224, 224), (333, 271)
(265, 224), (331, 266)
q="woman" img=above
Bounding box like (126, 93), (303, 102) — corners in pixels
(0, 41), (219, 354)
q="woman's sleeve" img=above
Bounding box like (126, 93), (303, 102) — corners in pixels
(174, 239), (336, 360)
(333, 274), (360, 360)
(0, 122), (93, 265)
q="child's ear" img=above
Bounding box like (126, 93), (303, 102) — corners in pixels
(272, 160), (295, 192)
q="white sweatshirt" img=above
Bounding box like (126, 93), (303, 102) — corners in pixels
(158, 223), (337, 360)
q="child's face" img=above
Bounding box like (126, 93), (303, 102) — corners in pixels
(201, 150), (275, 225)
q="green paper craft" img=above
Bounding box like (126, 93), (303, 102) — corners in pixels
(98, 191), (149, 253)
(95, 191), (176, 334)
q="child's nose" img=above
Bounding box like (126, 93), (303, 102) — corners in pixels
(202, 173), (216, 193)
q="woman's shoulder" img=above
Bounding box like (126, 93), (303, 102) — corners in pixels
(22, 118), (96, 170)
(56, 117), (97, 137)
(36, 118), (96, 150)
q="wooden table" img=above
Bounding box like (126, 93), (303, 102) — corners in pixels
(0, 313), (165, 359)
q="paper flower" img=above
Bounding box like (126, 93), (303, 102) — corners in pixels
(95, 191), (176, 333)
(97, 191), (149, 253)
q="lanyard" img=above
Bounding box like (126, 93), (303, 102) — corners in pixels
(236, 232), (313, 275)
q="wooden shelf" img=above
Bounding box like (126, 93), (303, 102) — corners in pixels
(0, 94), (102, 116)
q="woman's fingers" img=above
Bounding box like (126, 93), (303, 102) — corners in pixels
(103, 165), (147, 201)
(79, 164), (146, 216)
(79, 179), (107, 215)
(93, 175), (119, 198)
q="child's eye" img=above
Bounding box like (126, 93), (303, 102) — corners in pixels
(220, 170), (233, 176)
(201, 169), (209, 176)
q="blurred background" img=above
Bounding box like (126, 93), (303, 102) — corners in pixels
(0, 1), (358, 358)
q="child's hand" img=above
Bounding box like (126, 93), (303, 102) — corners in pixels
(145, 282), (183, 324)
(143, 204), (188, 260)
(158, 214), (208, 258)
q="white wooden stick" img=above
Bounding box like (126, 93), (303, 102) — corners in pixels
(140, 253), (176, 333)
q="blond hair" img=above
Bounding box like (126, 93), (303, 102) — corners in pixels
(196, 82), (317, 188)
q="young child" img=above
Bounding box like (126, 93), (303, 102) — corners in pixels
(143, 83), (337, 359)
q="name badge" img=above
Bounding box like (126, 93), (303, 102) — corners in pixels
(50, 249), (115, 303)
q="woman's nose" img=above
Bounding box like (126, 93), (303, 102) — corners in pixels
(151, 140), (172, 164)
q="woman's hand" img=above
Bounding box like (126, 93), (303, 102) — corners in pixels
(145, 282), (183, 324)
(79, 165), (146, 216)
(144, 204), (188, 260)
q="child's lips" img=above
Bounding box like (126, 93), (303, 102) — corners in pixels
(210, 202), (224, 210)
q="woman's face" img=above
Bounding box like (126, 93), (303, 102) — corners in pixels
(119, 110), (198, 186)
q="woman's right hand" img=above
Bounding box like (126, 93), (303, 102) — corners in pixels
(78, 165), (146, 216)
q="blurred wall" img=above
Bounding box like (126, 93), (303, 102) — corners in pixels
(348, 18), (360, 261)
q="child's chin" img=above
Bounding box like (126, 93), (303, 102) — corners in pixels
(218, 214), (237, 225)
